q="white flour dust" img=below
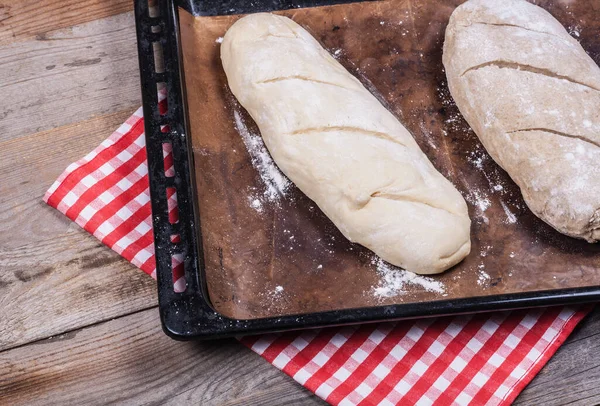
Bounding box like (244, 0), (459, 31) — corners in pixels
(418, 121), (438, 151)
(371, 257), (446, 298)
(248, 197), (264, 213)
(233, 109), (291, 211)
(258, 284), (287, 314)
(467, 147), (488, 170)
(500, 201), (517, 224)
(480, 244), (492, 258)
(465, 189), (491, 224)
(473, 191), (491, 213)
(477, 263), (491, 287)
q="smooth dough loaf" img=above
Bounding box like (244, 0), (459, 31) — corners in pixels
(444, 0), (600, 242)
(221, 13), (471, 274)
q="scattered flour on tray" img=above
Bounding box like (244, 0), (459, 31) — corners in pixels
(480, 244), (492, 258)
(472, 191), (491, 213)
(464, 188), (491, 224)
(233, 109), (291, 210)
(418, 121), (438, 151)
(500, 201), (517, 224)
(371, 257), (446, 298)
(248, 197), (264, 213)
(477, 263), (491, 287)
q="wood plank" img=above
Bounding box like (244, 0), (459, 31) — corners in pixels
(0, 308), (325, 406)
(514, 307), (600, 406)
(0, 109), (158, 351)
(0, 0), (133, 46)
(220, 391), (325, 406)
(214, 387), (324, 406)
(0, 12), (141, 141)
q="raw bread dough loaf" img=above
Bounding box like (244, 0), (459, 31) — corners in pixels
(444, 0), (600, 242)
(221, 13), (471, 274)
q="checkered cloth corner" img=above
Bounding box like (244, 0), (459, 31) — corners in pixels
(44, 103), (591, 406)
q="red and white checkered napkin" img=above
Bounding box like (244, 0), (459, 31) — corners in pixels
(44, 103), (591, 405)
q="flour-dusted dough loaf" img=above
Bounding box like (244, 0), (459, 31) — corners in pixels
(444, 0), (600, 242)
(221, 13), (471, 274)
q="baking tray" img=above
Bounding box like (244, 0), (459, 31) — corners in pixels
(134, 0), (600, 339)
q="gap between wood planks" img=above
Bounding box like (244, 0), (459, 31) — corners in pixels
(0, 304), (158, 355)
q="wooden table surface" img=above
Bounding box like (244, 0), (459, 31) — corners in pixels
(0, 1), (598, 404)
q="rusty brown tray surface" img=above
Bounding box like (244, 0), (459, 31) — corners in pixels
(177, 0), (600, 320)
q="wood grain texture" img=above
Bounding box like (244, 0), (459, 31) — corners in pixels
(0, 12), (141, 141)
(515, 307), (600, 406)
(0, 0), (133, 45)
(0, 109), (157, 351)
(0, 308), (325, 406)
